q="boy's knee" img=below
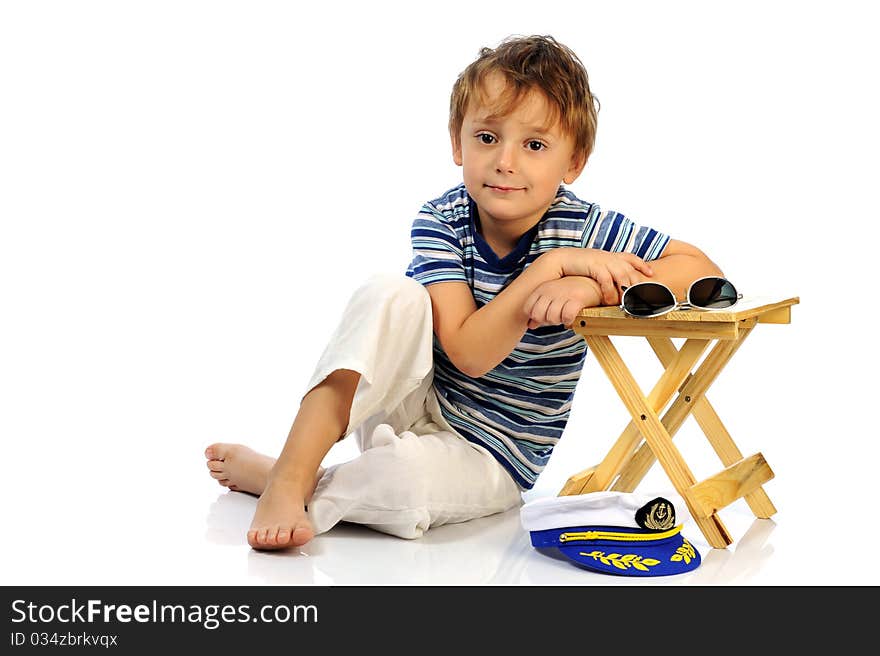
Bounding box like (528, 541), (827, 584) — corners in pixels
(356, 274), (430, 312)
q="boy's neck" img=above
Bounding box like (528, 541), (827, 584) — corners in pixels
(479, 222), (520, 259)
(474, 205), (545, 259)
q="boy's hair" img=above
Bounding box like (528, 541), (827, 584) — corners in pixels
(449, 35), (599, 164)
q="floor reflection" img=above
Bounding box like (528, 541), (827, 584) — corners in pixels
(686, 518), (776, 585)
(204, 489), (258, 546)
(204, 490), (776, 585)
(302, 510), (527, 586)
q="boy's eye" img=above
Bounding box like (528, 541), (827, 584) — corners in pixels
(478, 133), (496, 145)
(527, 140), (546, 151)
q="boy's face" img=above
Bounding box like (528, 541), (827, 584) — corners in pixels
(453, 73), (586, 234)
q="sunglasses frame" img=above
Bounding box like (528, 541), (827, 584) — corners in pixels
(619, 276), (743, 318)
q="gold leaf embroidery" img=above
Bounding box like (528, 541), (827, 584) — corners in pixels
(670, 539), (696, 564)
(579, 550), (660, 571)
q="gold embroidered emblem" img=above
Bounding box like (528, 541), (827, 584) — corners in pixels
(578, 551), (660, 572)
(642, 500), (674, 530)
(670, 538), (696, 564)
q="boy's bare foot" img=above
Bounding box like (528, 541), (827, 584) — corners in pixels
(205, 443), (322, 550)
(246, 480), (315, 550)
(205, 443), (275, 495)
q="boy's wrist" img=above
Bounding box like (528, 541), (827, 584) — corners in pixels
(589, 277), (610, 307)
(573, 275), (605, 307)
(538, 248), (568, 279)
(554, 247), (584, 278)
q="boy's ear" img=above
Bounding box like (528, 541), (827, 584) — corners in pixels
(563, 151), (588, 185)
(451, 134), (463, 166)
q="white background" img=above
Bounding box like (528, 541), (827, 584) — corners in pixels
(1, 0), (878, 585)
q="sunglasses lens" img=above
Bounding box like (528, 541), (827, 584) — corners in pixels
(689, 277), (739, 309)
(622, 283), (676, 317)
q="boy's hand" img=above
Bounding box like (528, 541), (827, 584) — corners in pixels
(556, 248), (654, 305)
(524, 276), (603, 330)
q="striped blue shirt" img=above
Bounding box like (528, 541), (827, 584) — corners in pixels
(405, 183), (670, 489)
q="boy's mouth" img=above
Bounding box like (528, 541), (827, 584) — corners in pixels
(485, 184), (525, 193)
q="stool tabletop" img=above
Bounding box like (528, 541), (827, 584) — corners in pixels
(572, 295), (800, 339)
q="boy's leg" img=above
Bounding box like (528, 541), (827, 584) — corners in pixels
(250, 367), (360, 549)
(307, 424), (523, 539)
(204, 368), (358, 549)
(205, 274), (435, 550)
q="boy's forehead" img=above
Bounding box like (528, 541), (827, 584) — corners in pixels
(468, 73), (560, 133)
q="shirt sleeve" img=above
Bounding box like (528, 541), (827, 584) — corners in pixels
(581, 206), (670, 261)
(406, 204), (469, 285)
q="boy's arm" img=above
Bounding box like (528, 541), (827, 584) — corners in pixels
(428, 247), (656, 377)
(426, 251), (568, 378)
(560, 238), (724, 302)
(523, 239), (724, 330)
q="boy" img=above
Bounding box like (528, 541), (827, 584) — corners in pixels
(205, 35), (723, 550)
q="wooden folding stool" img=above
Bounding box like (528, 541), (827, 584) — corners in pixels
(559, 296), (800, 549)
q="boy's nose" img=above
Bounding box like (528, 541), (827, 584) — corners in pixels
(495, 144), (517, 174)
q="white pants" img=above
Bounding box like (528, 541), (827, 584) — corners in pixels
(304, 274), (522, 539)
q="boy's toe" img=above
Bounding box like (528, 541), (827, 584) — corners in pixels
(247, 527), (291, 551)
(292, 526), (313, 547)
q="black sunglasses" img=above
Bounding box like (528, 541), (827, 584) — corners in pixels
(620, 276), (742, 318)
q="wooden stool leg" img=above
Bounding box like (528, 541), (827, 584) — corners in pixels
(647, 337), (776, 519)
(612, 319), (757, 493)
(559, 338), (709, 496)
(585, 335), (732, 549)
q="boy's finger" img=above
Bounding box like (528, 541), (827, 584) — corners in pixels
(547, 298), (565, 325)
(531, 296), (551, 323)
(623, 253), (653, 276)
(604, 284), (617, 305)
(593, 271), (614, 304)
(601, 277), (618, 304)
(561, 299), (580, 326)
